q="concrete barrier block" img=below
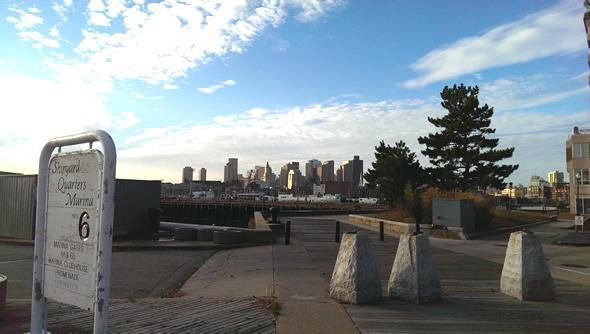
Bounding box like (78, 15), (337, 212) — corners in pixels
(330, 232), (382, 304)
(388, 233), (441, 304)
(500, 230), (555, 301)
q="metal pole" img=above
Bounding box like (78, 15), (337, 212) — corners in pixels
(335, 221), (340, 243)
(415, 218), (420, 235)
(576, 173), (581, 216)
(285, 220), (291, 245)
(379, 221), (384, 241)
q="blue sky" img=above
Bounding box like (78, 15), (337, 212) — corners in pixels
(0, 0), (588, 184)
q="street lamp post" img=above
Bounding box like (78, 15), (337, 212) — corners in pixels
(576, 172), (581, 215)
(508, 182), (513, 211)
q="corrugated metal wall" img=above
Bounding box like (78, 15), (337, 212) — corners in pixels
(114, 179), (161, 238)
(0, 175), (36, 239)
(0, 176), (161, 240)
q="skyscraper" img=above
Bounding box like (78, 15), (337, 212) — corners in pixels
(547, 171), (563, 186)
(224, 158), (238, 182)
(182, 166), (194, 184)
(320, 160), (334, 182)
(280, 161), (299, 187)
(351, 155), (363, 186)
(305, 159), (321, 184)
(199, 168), (207, 181)
(288, 169), (303, 189)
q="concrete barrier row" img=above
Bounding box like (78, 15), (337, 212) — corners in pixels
(348, 215), (466, 239)
(330, 229), (555, 306)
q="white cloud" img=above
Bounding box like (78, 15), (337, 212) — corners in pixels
(479, 74), (588, 111)
(0, 73), (113, 172)
(285, 0), (345, 22)
(198, 79), (237, 94)
(48, 26), (60, 38)
(72, 0), (343, 88)
(162, 83), (178, 90)
(17, 31), (60, 49)
(116, 112), (141, 130)
(403, 1), (585, 88)
(6, 8), (44, 30)
(52, 0), (74, 18)
(114, 96), (589, 183)
(117, 99), (439, 181)
(132, 92), (164, 100)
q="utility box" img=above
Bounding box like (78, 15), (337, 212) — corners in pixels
(432, 199), (475, 232)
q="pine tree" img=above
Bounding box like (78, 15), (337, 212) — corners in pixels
(364, 140), (422, 206)
(418, 84), (518, 191)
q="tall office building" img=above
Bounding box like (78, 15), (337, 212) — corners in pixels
(288, 169), (303, 190)
(182, 166), (194, 184)
(280, 162), (299, 187)
(199, 168), (207, 181)
(351, 155), (363, 186)
(319, 160), (334, 182)
(566, 127), (590, 214)
(224, 158), (238, 182)
(262, 162), (272, 184)
(336, 166), (343, 182)
(341, 160), (353, 183)
(305, 159), (321, 184)
(547, 171), (563, 186)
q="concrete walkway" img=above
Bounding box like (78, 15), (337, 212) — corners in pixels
(273, 237), (357, 334)
(286, 216), (590, 333)
(179, 233), (358, 333)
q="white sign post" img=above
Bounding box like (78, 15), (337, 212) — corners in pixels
(31, 130), (116, 334)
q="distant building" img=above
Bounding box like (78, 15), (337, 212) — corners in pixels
(351, 155), (363, 187)
(199, 168), (207, 181)
(288, 169), (303, 190)
(341, 160), (352, 182)
(280, 162), (299, 188)
(305, 159), (321, 184)
(324, 181), (353, 197)
(224, 158), (238, 182)
(336, 166), (343, 182)
(547, 171), (564, 186)
(262, 162), (273, 184)
(526, 175), (550, 199)
(566, 127), (590, 214)
(319, 160), (334, 182)
(182, 166), (194, 184)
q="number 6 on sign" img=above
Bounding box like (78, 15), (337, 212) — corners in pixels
(79, 212), (90, 240)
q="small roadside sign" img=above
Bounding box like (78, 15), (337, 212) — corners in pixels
(31, 130), (116, 334)
(43, 150), (103, 310)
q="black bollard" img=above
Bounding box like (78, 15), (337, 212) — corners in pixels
(285, 220), (291, 245)
(379, 221), (384, 241)
(335, 221), (340, 243)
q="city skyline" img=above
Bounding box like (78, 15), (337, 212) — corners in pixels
(0, 1), (588, 184)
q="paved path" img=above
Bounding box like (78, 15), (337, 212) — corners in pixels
(286, 216), (590, 333)
(180, 235), (357, 333)
(0, 244), (215, 299)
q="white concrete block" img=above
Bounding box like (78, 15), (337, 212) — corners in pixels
(330, 232), (382, 304)
(388, 233), (441, 304)
(500, 230), (555, 301)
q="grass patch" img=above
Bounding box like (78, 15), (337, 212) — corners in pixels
(162, 289), (185, 298)
(255, 296), (280, 316)
(489, 209), (552, 229)
(368, 207), (413, 223)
